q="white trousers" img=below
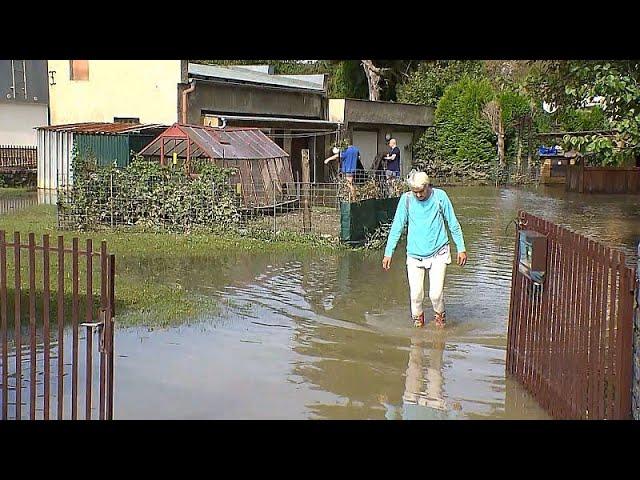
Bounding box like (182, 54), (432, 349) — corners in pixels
(406, 245), (451, 318)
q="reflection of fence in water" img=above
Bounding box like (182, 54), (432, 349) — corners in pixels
(0, 196), (38, 216)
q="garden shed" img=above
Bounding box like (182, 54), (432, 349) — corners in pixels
(138, 123), (294, 208)
(36, 122), (166, 190)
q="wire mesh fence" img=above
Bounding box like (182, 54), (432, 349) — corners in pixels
(56, 163), (540, 241)
(56, 169), (408, 241)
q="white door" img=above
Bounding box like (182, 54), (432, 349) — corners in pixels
(392, 131), (413, 177)
(352, 130), (378, 170)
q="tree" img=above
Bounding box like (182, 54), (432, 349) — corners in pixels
(483, 100), (505, 168)
(361, 60), (387, 101)
(526, 60), (640, 165)
(397, 60), (484, 106)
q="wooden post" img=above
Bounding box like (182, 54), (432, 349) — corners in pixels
(302, 149), (311, 234)
(186, 139), (191, 175)
(634, 243), (640, 419)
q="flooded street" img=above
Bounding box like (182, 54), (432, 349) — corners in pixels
(2, 185), (639, 419)
(111, 185), (639, 419)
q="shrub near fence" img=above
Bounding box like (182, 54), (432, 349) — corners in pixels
(58, 155), (240, 232)
(58, 155), (409, 244)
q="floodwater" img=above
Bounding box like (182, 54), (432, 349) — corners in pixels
(1, 186), (639, 419)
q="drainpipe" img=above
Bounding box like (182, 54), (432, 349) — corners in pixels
(219, 117), (227, 129)
(181, 79), (196, 124)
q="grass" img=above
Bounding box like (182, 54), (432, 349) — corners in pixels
(0, 200), (348, 328)
(0, 187), (37, 197)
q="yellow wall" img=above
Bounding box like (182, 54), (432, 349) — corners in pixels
(328, 99), (345, 123)
(48, 60), (182, 125)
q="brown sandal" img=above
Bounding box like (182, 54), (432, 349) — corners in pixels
(413, 313), (425, 328)
(434, 311), (446, 328)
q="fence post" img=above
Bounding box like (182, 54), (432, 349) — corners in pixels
(302, 149), (311, 234)
(634, 243), (640, 420)
(110, 172), (114, 229)
(273, 179), (277, 236)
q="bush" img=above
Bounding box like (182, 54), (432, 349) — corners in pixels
(58, 150), (241, 232)
(412, 77), (495, 178)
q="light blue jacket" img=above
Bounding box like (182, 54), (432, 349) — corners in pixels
(384, 189), (466, 259)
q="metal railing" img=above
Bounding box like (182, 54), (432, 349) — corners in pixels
(0, 145), (37, 171)
(0, 231), (115, 420)
(507, 211), (636, 419)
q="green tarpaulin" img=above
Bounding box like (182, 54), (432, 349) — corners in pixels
(340, 196), (401, 246)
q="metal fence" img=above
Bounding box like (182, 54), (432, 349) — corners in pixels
(0, 231), (115, 420)
(635, 244), (640, 420)
(55, 163), (540, 240)
(56, 169), (406, 241)
(0, 145), (37, 171)
(507, 211), (636, 419)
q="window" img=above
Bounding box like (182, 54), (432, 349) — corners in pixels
(70, 60), (89, 81)
(114, 117), (140, 124)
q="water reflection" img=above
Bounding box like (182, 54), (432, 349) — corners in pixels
(380, 334), (453, 420)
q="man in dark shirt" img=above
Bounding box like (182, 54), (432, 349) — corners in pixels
(384, 138), (401, 178)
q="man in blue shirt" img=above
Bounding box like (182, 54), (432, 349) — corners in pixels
(382, 171), (467, 328)
(324, 137), (360, 199)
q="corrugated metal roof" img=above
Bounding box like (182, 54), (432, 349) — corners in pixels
(138, 123), (289, 160)
(232, 65), (274, 74)
(187, 63), (326, 92)
(278, 74), (325, 89)
(35, 122), (168, 134)
(216, 114), (338, 126)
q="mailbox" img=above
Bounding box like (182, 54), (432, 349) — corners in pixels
(518, 230), (548, 284)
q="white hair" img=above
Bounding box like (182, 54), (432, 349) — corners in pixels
(407, 171), (430, 189)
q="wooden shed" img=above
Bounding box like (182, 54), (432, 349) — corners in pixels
(138, 123), (294, 208)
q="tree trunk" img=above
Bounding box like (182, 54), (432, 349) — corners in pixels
(483, 100), (506, 168)
(498, 119), (506, 168)
(516, 131), (522, 173)
(361, 60), (382, 101)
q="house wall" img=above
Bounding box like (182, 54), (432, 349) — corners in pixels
(348, 123), (425, 176)
(184, 80), (327, 124)
(0, 103), (48, 145)
(48, 60), (182, 125)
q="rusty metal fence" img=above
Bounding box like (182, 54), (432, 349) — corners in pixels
(507, 211), (636, 419)
(0, 145), (37, 171)
(0, 231), (115, 420)
(634, 245), (640, 420)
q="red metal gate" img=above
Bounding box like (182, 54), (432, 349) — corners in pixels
(0, 231), (115, 420)
(507, 211), (636, 419)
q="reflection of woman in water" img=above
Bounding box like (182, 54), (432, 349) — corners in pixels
(381, 333), (457, 420)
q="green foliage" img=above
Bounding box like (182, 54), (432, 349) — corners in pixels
(328, 60), (369, 99)
(362, 221), (392, 250)
(432, 77), (496, 169)
(402, 63), (539, 180)
(397, 60), (484, 106)
(526, 60), (640, 165)
(59, 149), (241, 232)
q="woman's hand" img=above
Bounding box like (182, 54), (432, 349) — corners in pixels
(382, 256), (392, 270)
(457, 252), (468, 266)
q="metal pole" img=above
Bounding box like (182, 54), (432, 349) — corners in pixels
(22, 60), (27, 100)
(313, 134), (317, 184)
(11, 60), (15, 99)
(110, 172), (114, 229)
(273, 179), (277, 236)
